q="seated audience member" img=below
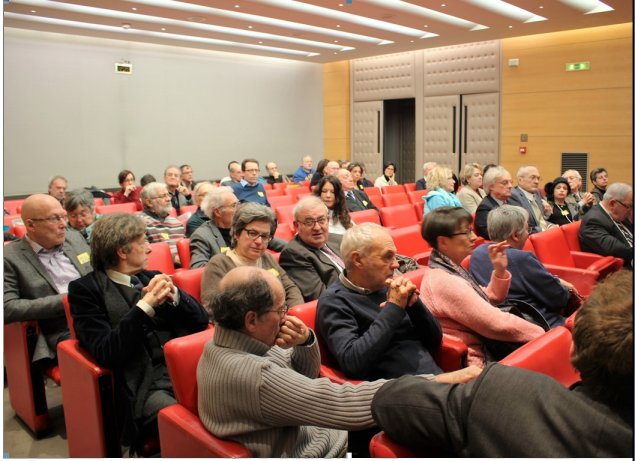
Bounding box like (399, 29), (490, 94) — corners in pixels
(180, 164), (196, 192)
(264, 161), (290, 184)
(374, 163), (398, 188)
(198, 266), (481, 458)
(420, 207), (544, 367)
(347, 162), (374, 190)
(423, 166), (463, 214)
(589, 167), (609, 204)
(314, 175), (353, 236)
(164, 165), (193, 216)
(372, 270), (634, 458)
(292, 155), (315, 183)
(232, 159), (270, 206)
(4, 194), (92, 361)
(310, 160), (340, 188)
(339, 160), (351, 170)
(509, 165), (553, 233)
(64, 188), (100, 242)
(279, 197), (344, 302)
(337, 168), (378, 213)
(580, 182), (633, 268)
(138, 182), (185, 265)
(317, 223), (443, 380)
(457, 163), (486, 214)
(185, 181), (216, 237)
(545, 177), (579, 225)
(220, 161), (243, 187)
(470, 205), (576, 328)
(474, 166), (514, 239)
(201, 203), (302, 317)
(562, 169), (594, 216)
(189, 187), (238, 269)
(415, 161), (437, 191)
(69, 213), (208, 455)
(112, 170), (143, 211)
(48, 175), (68, 206)
(140, 174), (156, 187)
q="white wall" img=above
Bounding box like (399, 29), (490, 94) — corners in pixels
(4, 28), (324, 196)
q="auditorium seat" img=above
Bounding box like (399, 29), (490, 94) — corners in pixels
(284, 186), (310, 201)
(382, 193), (410, 207)
(272, 182), (288, 191)
(264, 188), (285, 198)
(388, 225), (431, 265)
(4, 199), (25, 215)
(274, 222), (295, 240)
(4, 214), (23, 234)
(147, 242), (176, 275)
(268, 195), (296, 209)
(381, 184), (406, 195)
(158, 328), (252, 458)
(380, 204), (418, 228)
(403, 182), (416, 192)
(95, 202), (137, 214)
(176, 238), (191, 269)
(274, 204), (296, 227)
(179, 205), (198, 216)
(172, 268), (205, 304)
(369, 431), (426, 458)
(367, 192), (384, 209)
(362, 186), (380, 196)
(350, 209), (381, 226)
(564, 310), (577, 331)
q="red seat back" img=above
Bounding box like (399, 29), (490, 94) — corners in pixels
(274, 204), (296, 226)
(172, 268), (205, 303)
(4, 199), (25, 215)
(265, 188), (285, 197)
(176, 238), (191, 269)
(529, 227), (576, 267)
(274, 222), (295, 240)
(388, 225), (430, 258)
(268, 195), (296, 208)
(369, 432), (421, 458)
(560, 220), (582, 251)
(350, 209), (381, 226)
(147, 242), (176, 275)
(403, 267), (427, 288)
(382, 193), (410, 207)
(381, 184), (406, 194)
(285, 186), (310, 200)
(403, 182), (416, 192)
(179, 205), (198, 216)
(367, 192), (384, 209)
(95, 203), (137, 214)
(380, 204), (418, 228)
(362, 186), (380, 196)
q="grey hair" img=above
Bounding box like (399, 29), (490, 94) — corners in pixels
(340, 222), (387, 269)
(482, 166), (510, 194)
(64, 189), (95, 213)
(562, 169), (582, 180)
(293, 196), (328, 221)
(90, 213), (146, 271)
(231, 202), (277, 247)
(516, 165), (538, 179)
(201, 186), (234, 219)
(459, 163), (483, 186)
(487, 205), (529, 242)
(140, 182), (168, 202)
(48, 175), (67, 188)
(422, 161), (438, 176)
(603, 183), (633, 202)
(193, 181), (213, 200)
(163, 164), (180, 176)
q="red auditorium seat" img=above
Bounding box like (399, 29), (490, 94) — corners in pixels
(274, 222), (295, 240)
(366, 192), (384, 209)
(389, 225), (431, 265)
(264, 188), (285, 197)
(158, 328), (252, 458)
(381, 184), (406, 194)
(382, 193), (410, 207)
(179, 205), (198, 216)
(176, 238), (191, 269)
(4, 199), (25, 215)
(564, 310), (577, 331)
(147, 242), (176, 275)
(95, 202), (137, 214)
(172, 268), (205, 304)
(274, 204), (296, 227)
(284, 186), (310, 201)
(403, 182), (416, 192)
(380, 204), (418, 228)
(362, 186), (380, 196)
(369, 431), (426, 458)
(350, 209), (382, 226)
(268, 195), (296, 208)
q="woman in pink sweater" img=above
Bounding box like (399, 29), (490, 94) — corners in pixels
(420, 206), (544, 367)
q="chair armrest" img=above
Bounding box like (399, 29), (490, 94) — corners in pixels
(158, 405), (251, 458)
(414, 250), (431, 266)
(433, 335), (468, 372)
(542, 264), (599, 297)
(57, 340), (120, 457)
(571, 251), (622, 276)
(319, 365), (363, 385)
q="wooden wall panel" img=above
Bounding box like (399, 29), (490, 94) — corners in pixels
(323, 61), (350, 160)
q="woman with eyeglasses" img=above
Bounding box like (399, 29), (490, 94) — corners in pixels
(201, 202), (303, 320)
(314, 176), (353, 236)
(111, 169), (143, 211)
(374, 163), (398, 188)
(419, 207), (544, 368)
(64, 188), (101, 242)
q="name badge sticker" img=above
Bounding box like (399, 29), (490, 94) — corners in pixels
(258, 191), (264, 197)
(267, 268), (280, 277)
(77, 252), (90, 265)
(221, 246), (229, 253)
(160, 233), (169, 240)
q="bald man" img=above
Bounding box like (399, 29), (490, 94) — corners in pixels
(4, 194), (92, 360)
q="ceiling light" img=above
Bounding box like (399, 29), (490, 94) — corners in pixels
(161, 27), (166, 31)
(131, 7), (137, 11)
(122, 23), (131, 29)
(30, 9), (36, 13)
(247, 25), (253, 29)
(557, 0), (614, 14)
(234, 4), (240, 8)
(464, 0), (547, 23)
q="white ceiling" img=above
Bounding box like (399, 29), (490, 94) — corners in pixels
(4, 0), (633, 63)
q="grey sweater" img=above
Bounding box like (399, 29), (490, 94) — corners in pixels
(197, 326), (386, 457)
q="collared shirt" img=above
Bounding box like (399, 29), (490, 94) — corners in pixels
(26, 235), (81, 294)
(599, 203), (633, 248)
(105, 268), (180, 317)
(338, 271), (371, 295)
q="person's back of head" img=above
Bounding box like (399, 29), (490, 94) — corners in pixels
(571, 270), (633, 411)
(486, 205), (529, 245)
(140, 174), (156, 187)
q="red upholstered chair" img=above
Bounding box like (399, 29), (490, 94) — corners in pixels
(176, 238), (191, 269)
(564, 310), (577, 331)
(4, 199), (25, 215)
(350, 209), (382, 226)
(274, 222), (295, 240)
(403, 267), (427, 287)
(4, 320), (61, 437)
(147, 242), (176, 275)
(264, 187), (285, 198)
(179, 205), (198, 216)
(268, 195), (296, 208)
(95, 202), (137, 214)
(285, 186), (310, 201)
(93, 198), (104, 207)
(381, 184), (406, 195)
(560, 221), (582, 251)
(263, 183), (273, 190)
(389, 224), (431, 265)
(362, 186), (380, 196)
(499, 326), (580, 387)
(274, 204), (296, 227)
(367, 192), (384, 209)
(380, 204), (419, 228)
(382, 193), (410, 207)
(13, 224), (27, 238)
(407, 190), (426, 206)
(403, 182), (416, 192)
(4, 214), (23, 234)
(369, 431), (423, 457)
(272, 182), (288, 191)
(172, 268), (205, 304)
(158, 328), (252, 458)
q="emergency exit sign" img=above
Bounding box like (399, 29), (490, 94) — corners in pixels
(566, 61), (590, 72)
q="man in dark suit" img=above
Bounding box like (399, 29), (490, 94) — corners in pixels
(279, 196), (344, 302)
(336, 168), (378, 213)
(372, 269), (633, 457)
(474, 166), (513, 239)
(415, 162), (437, 190)
(69, 213), (208, 455)
(4, 194), (92, 361)
(508, 165), (553, 234)
(580, 182), (633, 268)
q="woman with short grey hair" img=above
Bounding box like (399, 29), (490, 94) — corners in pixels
(201, 202), (303, 319)
(64, 188), (99, 241)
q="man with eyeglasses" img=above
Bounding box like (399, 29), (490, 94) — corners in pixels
(232, 158), (270, 207)
(138, 182), (185, 265)
(475, 166), (514, 239)
(509, 165), (553, 234)
(164, 165), (193, 216)
(280, 197), (345, 302)
(4, 194), (92, 361)
(64, 188), (101, 242)
(562, 169), (594, 216)
(580, 182), (633, 268)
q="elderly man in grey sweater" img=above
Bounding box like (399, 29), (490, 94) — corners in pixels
(197, 266), (479, 457)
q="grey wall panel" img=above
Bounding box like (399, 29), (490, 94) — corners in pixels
(351, 101), (383, 181)
(352, 52), (415, 102)
(462, 93), (500, 168)
(423, 40), (500, 97)
(422, 95), (461, 173)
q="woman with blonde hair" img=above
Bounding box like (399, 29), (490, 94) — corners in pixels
(423, 166), (462, 214)
(457, 163), (486, 214)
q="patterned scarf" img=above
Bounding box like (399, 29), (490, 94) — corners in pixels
(427, 248), (490, 304)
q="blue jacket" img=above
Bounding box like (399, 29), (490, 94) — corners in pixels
(423, 188), (463, 214)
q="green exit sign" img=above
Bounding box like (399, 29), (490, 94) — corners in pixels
(566, 61), (590, 72)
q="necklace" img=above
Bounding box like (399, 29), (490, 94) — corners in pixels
(555, 202), (572, 223)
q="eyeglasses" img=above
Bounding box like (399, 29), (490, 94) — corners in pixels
(30, 214), (68, 224)
(298, 216), (328, 227)
(616, 200), (633, 210)
(152, 193), (170, 199)
(244, 169), (260, 173)
(243, 228), (272, 242)
(450, 229), (473, 237)
(267, 306), (289, 316)
(68, 210), (92, 220)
